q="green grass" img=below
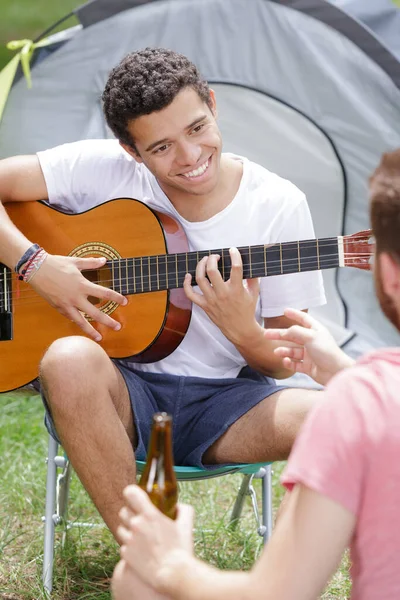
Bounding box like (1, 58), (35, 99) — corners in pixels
(0, 389), (351, 599)
(0, 0), (82, 71)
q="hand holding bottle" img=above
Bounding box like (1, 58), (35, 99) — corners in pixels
(116, 486), (194, 593)
(114, 413), (189, 599)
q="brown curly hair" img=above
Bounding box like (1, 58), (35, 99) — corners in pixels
(369, 150), (400, 262)
(102, 47), (211, 152)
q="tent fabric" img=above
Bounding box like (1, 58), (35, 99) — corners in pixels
(329, 0), (400, 60)
(75, 0), (157, 27)
(0, 0), (399, 355)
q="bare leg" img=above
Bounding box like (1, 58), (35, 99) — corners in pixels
(112, 560), (171, 600)
(203, 388), (321, 526)
(40, 336), (136, 542)
(203, 388), (322, 464)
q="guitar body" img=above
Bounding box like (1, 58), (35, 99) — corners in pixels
(1, 199), (192, 392)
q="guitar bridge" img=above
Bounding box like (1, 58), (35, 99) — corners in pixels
(0, 263), (13, 341)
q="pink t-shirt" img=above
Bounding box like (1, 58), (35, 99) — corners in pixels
(281, 348), (400, 600)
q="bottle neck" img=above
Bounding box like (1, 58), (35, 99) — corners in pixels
(145, 416), (175, 479)
(139, 413), (178, 519)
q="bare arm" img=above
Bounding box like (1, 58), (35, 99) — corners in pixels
(113, 484), (355, 600)
(0, 154), (127, 339)
(0, 155), (49, 267)
(236, 313), (305, 379)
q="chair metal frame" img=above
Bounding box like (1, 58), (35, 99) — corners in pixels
(42, 434), (273, 594)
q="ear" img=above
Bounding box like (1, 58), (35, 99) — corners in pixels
(379, 252), (400, 300)
(119, 141), (143, 164)
(208, 89), (217, 119)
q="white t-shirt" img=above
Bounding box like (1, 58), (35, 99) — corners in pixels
(37, 139), (326, 378)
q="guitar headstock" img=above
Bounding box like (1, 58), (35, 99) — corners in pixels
(343, 229), (374, 271)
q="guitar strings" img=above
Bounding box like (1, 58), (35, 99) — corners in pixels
(2, 249), (373, 307)
(3, 245), (373, 281)
(2, 247), (374, 305)
(1, 234), (373, 288)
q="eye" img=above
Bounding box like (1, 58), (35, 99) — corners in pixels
(154, 144), (169, 154)
(192, 124), (205, 134)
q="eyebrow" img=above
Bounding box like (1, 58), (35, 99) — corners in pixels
(145, 115), (208, 152)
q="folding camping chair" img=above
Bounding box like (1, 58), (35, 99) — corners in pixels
(42, 434), (273, 594)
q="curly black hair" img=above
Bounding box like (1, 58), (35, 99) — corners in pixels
(102, 47), (211, 152)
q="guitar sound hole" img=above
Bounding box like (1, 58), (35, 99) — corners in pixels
(82, 268), (112, 307)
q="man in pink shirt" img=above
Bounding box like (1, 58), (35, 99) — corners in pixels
(111, 149), (400, 600)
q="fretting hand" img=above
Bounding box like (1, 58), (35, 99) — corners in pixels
(183, 248), (261, 346)
(263, 308), (355, 386)
(29, 253), (127, 341)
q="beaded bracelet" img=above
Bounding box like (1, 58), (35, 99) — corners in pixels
(15, 243), (40, 274)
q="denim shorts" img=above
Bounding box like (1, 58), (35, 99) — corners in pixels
(43, 363), (287, 469)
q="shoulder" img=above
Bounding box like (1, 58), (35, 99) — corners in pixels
(311, 348), (400, 441)
(37, 138), (150, 189)
(37, 139), (152, 211)
(38, 138), (135, 168)
(327, 348), (400, 404)
(227, 153), (306, 209)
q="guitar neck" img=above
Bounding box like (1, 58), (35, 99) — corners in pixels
(106, 236), (342, 296)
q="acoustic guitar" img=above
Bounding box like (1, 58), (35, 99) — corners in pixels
(0, 198), (373, 392)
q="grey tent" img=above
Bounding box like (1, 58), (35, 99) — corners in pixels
(330, 0), (400, 59)
(1, 0), (399, 357)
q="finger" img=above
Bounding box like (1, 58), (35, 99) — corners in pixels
(177, 503), (194, 529)
(205, 255), (224, 291)
(281, 356), (309, 376)
(273, 346), (305, 361)
(176, 504), (195, 551)
(123, 485), (158, 518)
(263, 328), (283, 341)
(228, 248), (243, 287)
(245, 277), (260, 299)
(183, 273), (193, 296)
(194, 257), (214, 300)
(73, 256), (107, 271)
(264, 325), (316, 345)
(65, 307), (104, 341)
(119, 506), (135, 528)
(183, 273), (194, 298)
(183, 273), (207, 308)
(283, 308), (317, 329)
(79, 299), (123, 331)
(117, 525), (133, 545)
(86, 281), (128, 307)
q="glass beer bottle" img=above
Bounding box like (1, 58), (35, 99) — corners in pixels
(138, 412), (178, 520)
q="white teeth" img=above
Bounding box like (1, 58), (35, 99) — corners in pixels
(183, 160), (209, 178)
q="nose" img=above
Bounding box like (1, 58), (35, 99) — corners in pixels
(176, 140), (202, 166)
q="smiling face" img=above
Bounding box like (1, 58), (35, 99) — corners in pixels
(121, 87), (223, 202)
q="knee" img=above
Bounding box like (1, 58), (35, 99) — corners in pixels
(300, 389), (324, 417)
(39, 336), (107, 394)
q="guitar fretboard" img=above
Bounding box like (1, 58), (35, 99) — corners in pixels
(107, 236), (340, 295)
(0, 263), (12, 340)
